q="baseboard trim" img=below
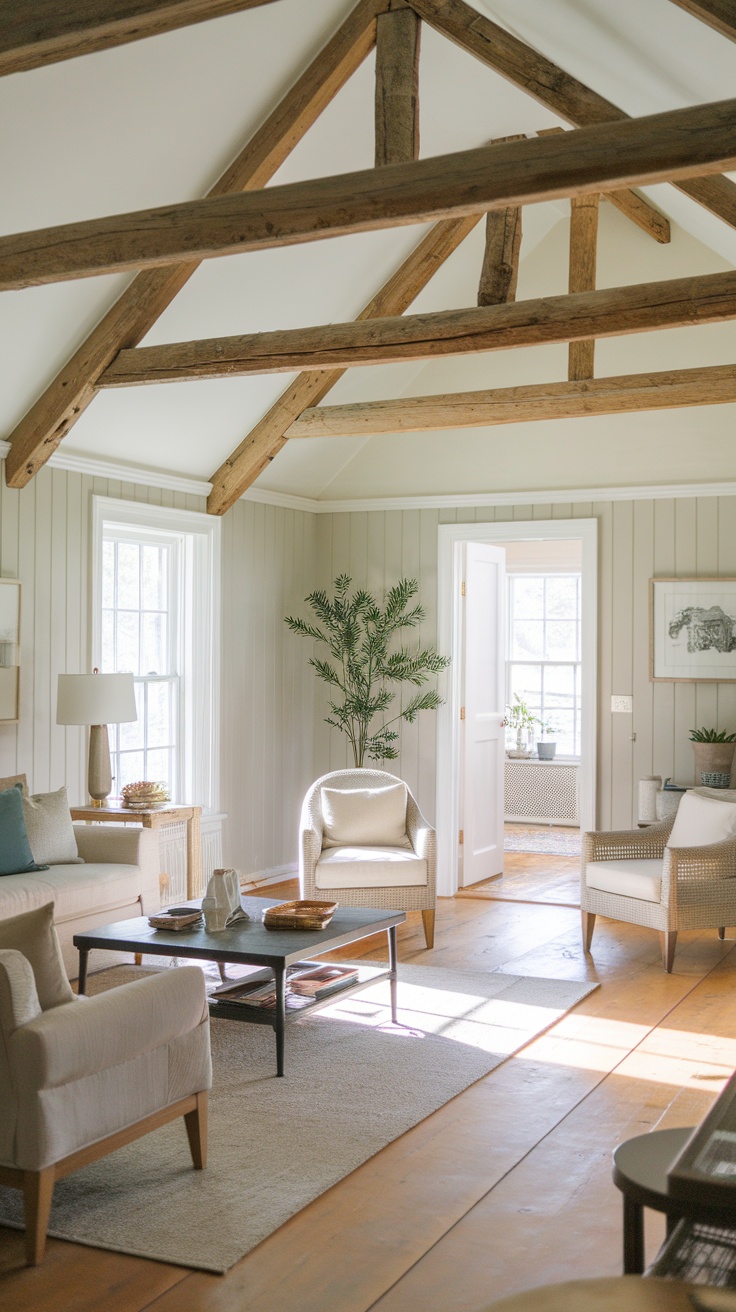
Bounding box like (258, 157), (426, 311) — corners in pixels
(239, 863), (298, 891)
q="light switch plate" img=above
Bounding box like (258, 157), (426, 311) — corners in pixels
(611, 694), (633, 713)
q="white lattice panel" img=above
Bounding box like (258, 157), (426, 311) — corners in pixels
(158, 822), (188, 905)
(504, 761), (579, 824)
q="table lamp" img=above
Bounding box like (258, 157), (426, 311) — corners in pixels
(57, 670), (137, 806)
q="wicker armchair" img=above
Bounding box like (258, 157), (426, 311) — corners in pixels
(581, 811), (736, 971)
(299, 769), (437, 948)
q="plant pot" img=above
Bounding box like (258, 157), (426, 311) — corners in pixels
(507, 749), (533, 759)
(692, 741), (736, 785)
(537, 742), (557, 760)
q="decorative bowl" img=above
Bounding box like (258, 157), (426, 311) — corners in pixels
(121, 780), (171, 809)
(700, 771), (732, 789)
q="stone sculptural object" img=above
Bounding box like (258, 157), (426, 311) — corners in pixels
(202, 868), (248, 932)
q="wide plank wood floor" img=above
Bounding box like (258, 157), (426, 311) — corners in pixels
(2, 857), (735, 1312)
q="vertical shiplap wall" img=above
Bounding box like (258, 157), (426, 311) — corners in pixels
(219, 496), (317, 877)
(315, 495), (736, 830)
(0, 466), (316, 878)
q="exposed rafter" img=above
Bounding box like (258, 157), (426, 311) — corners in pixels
(206, 214), (482, 515)
(98, 269), (736, 385)
(568, 194), (599, 380)
(375, 2), (421, 165)
(409, 0), (736, 233)
(669, 0), (736, 41)
(2, 97), (735, 292)
(5, 0), (382, 491)
(285, 365), (736, 437)
(0, 1), (285, 77)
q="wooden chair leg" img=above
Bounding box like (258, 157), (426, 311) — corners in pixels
(719, 926), (726, 940)
(582, 911), (596, 952)
(184, 1091), (208, 1170)
(134, 953), (143, 965)
(659, 931), (678, 973)
(23, 1167), (55, 1266)
(421, 909), (435, 949)
(217, 962), (228, 983)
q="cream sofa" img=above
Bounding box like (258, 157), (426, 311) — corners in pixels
(0, 824), (161, 979)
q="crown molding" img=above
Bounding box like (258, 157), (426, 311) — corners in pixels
(1, 443), (735, 510)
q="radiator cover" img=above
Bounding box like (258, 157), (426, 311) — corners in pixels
(504, 760), (579, 825)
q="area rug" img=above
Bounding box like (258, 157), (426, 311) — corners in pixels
(504, 825), (582, 856)
(0, 963), (597, 1273)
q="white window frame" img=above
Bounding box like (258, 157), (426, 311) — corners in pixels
(91, 497), (221, 813)
(505, 571), (583, 761)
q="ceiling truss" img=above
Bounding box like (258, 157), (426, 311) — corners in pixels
(4, 0), (736, 511)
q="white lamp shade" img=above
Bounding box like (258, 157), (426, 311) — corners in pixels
(57, 673), (137, 726)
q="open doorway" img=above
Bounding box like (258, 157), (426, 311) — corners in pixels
(435, 519), (597, 900)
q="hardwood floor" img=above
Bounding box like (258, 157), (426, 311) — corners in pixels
(2, 858), (735, 1312)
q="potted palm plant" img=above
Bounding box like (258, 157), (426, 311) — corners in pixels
(689, 727), (736, 787)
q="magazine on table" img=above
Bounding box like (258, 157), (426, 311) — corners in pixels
(211, 962), (360, 1009)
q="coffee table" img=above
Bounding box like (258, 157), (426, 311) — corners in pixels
(73, 896), (406, 1077)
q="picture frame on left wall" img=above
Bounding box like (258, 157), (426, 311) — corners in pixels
(650, 577), (736, 682)
(0, 579), (21, 722)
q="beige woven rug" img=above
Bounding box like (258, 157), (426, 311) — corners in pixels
(0, 963), (597, 1273)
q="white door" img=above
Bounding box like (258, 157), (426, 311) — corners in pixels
(461, 542), (506, 886)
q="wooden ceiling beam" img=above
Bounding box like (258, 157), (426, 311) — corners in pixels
(100, 268), (736, 385)
(409, 0), (736, 233)
(538, 125), (669, 244)
(285, 364), (736, 437)
(568, 194), (599, 380)
(2, 96), (735, 292)
(477, 134), (525, 307)
(668, 0), (736, 41)
(206, 213), (482, 515)
(0, 1), (285, 77)
(375, 3), (421, 165)
(4, 0), (381, 491)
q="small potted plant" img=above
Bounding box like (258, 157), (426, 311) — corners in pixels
(504, 694), (539, 759)
(689, 727), (736, 787)
(536, 719), (559, 761)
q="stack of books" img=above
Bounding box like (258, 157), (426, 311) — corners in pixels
(212, 962), (359, 1010)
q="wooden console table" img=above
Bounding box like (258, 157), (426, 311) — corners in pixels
(70, 803), (202, 899)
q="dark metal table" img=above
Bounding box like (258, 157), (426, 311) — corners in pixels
(73, 896), (406, 1077)
(612, 1126), (694, 1273)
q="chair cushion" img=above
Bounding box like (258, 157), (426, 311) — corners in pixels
(586, 859), (663, 904)
(321, 782), (409, 848)
(0, 784), (48, 877)
(23, 786), (82, 865)
(668, 790), (736, 849)
(0, 903), (74, 1010)
(315, 845), (427, 889)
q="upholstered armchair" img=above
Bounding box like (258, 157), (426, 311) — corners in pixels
(581, 789), (736, 972)
(0, 903), (212, 1264)
(300, 769), (437, 948)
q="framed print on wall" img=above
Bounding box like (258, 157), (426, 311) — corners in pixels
(650, 577), (736, 682)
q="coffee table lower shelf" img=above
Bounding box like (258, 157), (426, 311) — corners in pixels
(208, 962), (393, 1028)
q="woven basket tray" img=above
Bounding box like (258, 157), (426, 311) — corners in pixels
(262, 900), (338, 930)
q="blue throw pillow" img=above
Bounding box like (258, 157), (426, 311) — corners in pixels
(0, 784), (49, 876)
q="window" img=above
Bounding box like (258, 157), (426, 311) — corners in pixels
(93, 498), (220, 810)
(506, 573), (582, 757)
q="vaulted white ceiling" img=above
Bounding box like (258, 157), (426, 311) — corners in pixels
(3, 0), (736, 502)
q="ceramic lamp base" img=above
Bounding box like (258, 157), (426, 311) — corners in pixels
(88, 723), (112, 805)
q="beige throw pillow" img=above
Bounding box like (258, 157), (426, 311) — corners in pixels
(0, 903), (74, 1010)
(668, 790), (736, 849)
(321, 782), (409, 848)
(23, 786), (81, 865)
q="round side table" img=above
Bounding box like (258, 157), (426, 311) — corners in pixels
(612, 1126), (694, 1275)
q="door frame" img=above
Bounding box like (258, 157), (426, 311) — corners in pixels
(435, 518), (598, 897)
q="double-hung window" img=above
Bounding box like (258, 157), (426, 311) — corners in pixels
(506, 573), (582, 758)
(92, 498), (220, 810)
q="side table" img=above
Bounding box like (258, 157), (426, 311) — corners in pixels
(70, 803), (202, 899)
(612, 1126), (694, 1274)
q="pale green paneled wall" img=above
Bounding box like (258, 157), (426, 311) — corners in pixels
(0, 466), (317, 879)
(314, 496), (736, 831)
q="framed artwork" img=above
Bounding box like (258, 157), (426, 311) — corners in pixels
(650, 577), (736, 682)
(0, 579), (20, 722)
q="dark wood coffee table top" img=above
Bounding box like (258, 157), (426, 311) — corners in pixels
(73, 896), (406, 968)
